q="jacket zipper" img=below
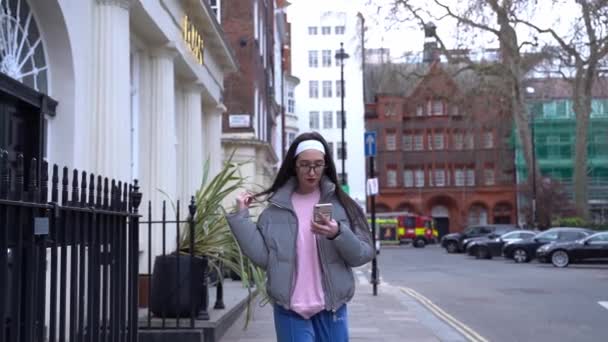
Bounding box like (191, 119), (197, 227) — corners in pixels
(317, 191), (337, 320)
(317, 236), (337, 320)
(269, 200), (298, 309)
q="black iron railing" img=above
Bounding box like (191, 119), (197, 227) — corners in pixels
(138, 197), (216, 330)
(0, 150), (141, 342)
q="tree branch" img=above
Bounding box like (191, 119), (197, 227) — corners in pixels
(432, 0), (501, 36)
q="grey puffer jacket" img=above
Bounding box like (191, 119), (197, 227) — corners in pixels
(226, 177), (373, 313)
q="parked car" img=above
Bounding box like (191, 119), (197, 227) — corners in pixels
(441, 224), (517, 253)
(467, 230), (537, 259)
(502, 227), (595, 263)
(536, 231), (608, 267)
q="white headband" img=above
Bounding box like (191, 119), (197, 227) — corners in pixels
(295, 140), (326, 156)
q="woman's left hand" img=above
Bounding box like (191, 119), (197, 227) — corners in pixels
(311, 215), (340, 239)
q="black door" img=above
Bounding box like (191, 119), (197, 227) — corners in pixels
(435, 217), (449, 238)
(0, 72), (56, 185)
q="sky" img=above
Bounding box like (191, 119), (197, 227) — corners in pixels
(359, 0), (583, 62)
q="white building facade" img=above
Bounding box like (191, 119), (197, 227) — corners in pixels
(0, 0), (236, 268)
(287, 0), (367, 207)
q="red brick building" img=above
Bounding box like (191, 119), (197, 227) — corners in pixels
(221, 0), (275, 140)
(219, 0), (280, 190)
(364, 62), (517, 236)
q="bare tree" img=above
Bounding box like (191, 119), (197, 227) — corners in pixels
(514, 0), (608, 220)
(376, 0), (553, 225)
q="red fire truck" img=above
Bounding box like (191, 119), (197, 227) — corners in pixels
(371, 213), (438, 248)
(396, 215), (438, 248)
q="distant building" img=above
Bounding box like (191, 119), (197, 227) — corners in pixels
(366, 48), (391, 64)
(365, 61), (517, 236)
(520, 78), (608, 224)
(220, 0), (279, 196)
(287, 0), (367, 207)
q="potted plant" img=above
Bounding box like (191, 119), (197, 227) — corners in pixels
(149, 155), (266, 321)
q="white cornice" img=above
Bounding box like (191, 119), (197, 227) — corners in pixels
(96, 0), (133, 9)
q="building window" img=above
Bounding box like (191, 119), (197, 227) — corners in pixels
(455, 169), (465, 186)
(337, 142), (347, 160)
(482, 130), (494, 148)
(327, 142), (334, 156)
(453, 133), (464, 150)
(386, 133), (396, 151)
(464, 133), (474, 149)
(253, 1), (259, 40)
(288, 132), (296, 146)
(335, 80), (342, 97)
(322, 50), (332, 67)
(414, 134), (423, 151)
(385, 103), (397, 116)
(309, 111), (320, 129)
(427, 135), (433, 151)
(209, 0), (221, 22)
(323, 111), (333, 129)
(321, 26), (331, 35)
(387, 169), (397, 187)
(403, 170), (414, 187)
(434, 169), (446, 187)
(466, 168), (475, 186)
(335, 26), (345, 34)
(432, 100), (443, 115)
(308, 26), (317, 35)
(287, 90), (295, 113)
(402, 134), (413, 151)
(415, 169), (425, 187)
(308, 51), (318, 68)
(416, 105), (424, 116)
(309, 81), (318, 98)
(322, 81), (332, 97)
(336, 110), (346, 128)
(484, 168), (495, 186)
(433, 133), (444, 150)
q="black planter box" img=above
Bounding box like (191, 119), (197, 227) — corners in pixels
(150, 254), (208, 318)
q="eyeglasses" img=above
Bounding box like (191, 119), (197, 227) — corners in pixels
(296, 163), (326, 174)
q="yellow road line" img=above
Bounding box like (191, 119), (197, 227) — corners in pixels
(400, 287), (489, 342)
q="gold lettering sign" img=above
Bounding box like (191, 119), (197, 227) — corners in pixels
(182, 15), (205, 65)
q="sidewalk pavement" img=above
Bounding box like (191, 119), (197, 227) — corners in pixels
(221, 267), (469, 342)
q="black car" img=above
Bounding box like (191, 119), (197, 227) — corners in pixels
(441, 224), (517, 253)
(467, 230), (537, 259)
(536, 231), (608, 267)
(502, 227), (595, 263)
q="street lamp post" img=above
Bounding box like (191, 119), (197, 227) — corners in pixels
(531, 112), (537, 229)
(335, 42), (349, 187)
(526, 86), (538, 229)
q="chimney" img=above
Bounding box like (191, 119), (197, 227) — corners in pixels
(423, 22), (439, 63)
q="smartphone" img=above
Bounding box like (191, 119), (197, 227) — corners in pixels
(313, 203), (333, 223)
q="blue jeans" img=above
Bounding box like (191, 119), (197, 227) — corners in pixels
(272, 304), (349, 342)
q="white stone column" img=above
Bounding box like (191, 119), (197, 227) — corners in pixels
(90, 0), (132, 181)
(176, 83), (205, 205)
(203, 103), (226, 178)
(137, 45), (178, 268)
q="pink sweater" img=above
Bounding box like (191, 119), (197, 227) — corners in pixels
(290, 188), (325, 319)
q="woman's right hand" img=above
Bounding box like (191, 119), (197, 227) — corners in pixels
(236, 192), (253, 211)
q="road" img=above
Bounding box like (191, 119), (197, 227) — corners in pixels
(370, 244), (608, 342)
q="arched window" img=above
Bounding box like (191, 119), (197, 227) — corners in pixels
(0, 0), (48, 92)
(468, 204), (488, 225)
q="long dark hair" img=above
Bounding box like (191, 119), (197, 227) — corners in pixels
(255, 132), (370, 235)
